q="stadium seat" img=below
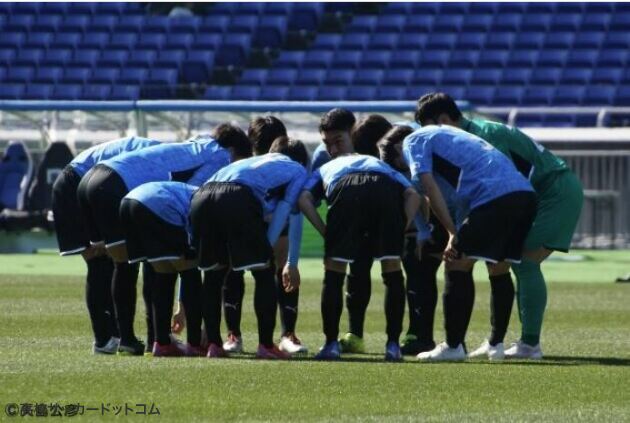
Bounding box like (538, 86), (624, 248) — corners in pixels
(514, 32), (545, 49)
(318, 86), (346, 101)
(501, 68), (531, 85)
(369, 33), (398, 50)
(61, 15), (91, 32)
(469, 2), (498, 14)
(80, 32), (109, 50)
(464, 86), (495, 105)
(201, 16), (230, 34)
(522, 86), (555, 105)
(230, 15), (259, 34)
(6, 15), (35, 32)
(493, 86), (524, 105)
(116, 16), (146, 32)
(312, 34), (342, 51)
(118, 68), (148, 84)
(574, 32), (605, 49)
(232, 85), (261, 101)
(517, 115), (545, 127)
(614, 87), (630, 106)
(410, 2), (441, 14)
(472, 69), (502, 85)
(259, 86), (288, 101)
(346, 86), (377, 101)
(486, 32), (516, 49)
(506, 50), (538, 67)
(418, 51), (450, 68)
(598, 49), (628, 67)
(354, 69), (384, 86)
(404, 15), (433, 33)
(90, 68), (120, 84)
(382, 3), (413, 15)
(193, 34), (222, 50)
(215, 35), (251, 67)
(63, 68), (91, 84)
(439, 2), (470, 14)
(462, 15), (492, 32)
(33, 67), (63, 84)
(382, 69), (413, 86)
(240, 69), (269, 86)
(449, 50), (480, 67)
(296, 69), (325, 86)
(521, 14), (552, 31)
(492, 13), (522, 31)
(425, 33), (457, 50)
(544, 32), (574, 49)
(287, 86), (318, 101)
(51, 84), (82, 100)
(390, 51), (420, 69)
(303, 51), (333, 69)
(603, 32), (630, 49)
(82, 85), (111, 101)
(288, 3), (322, 31)
(23, 84), (53, 100)
(584, 86), (616, 105)
(98, 50), (129, 67)
(137, 33), (166, 50)
(264, 3), (294, 16)
(170, 17), (201, 34)
(439, 86), (466, 101)
(6, 66), (35, 83)
(433, 15), (464, 33)
(0, 49), (14, 67)
(331, 51), (361, 69)
(477, 50), (509, 67)
(181, 51), (215, 83)
(203, 86), (231, 100)
(25, 32), (54, 50)
(538, 49), (569, 67)
(412, 69), (443, 85)
(441, 69), (472, 85)
(581, 13), (610, 31)
(0, 85), (25, 99)
(562, 68), (593, 84)
(398, 33), (428, 50)
(254, 17), (288, 49)
(32, 15), (62, 32)
(70, 49), (99, 68)
(362, 50), (392, 68)
(554, 86), (586, 105)
(155, 50), (186, 69)
(165, 34), (194, 51)
(531, 68), (562, 85)
(347, 16), (378, 33)
(376, 15), (406, 33)
(0, 141), (32, 211)
(143, 16), (172, 34)
(109, 33), (138, 50)
(89, 15), (118, 32)
(325, 69), (355, 86)
(567, 50), (599, 67)
(51, 32), (81, 49)
(340, 34), (369, 51)
(14, 49), (44, 67)
(551, 13), (582, 31)
(609, 12), (630, 30)
(275, 51), (305, 68)
(591, 68), (623, 84)
(376, 86), (407, 101)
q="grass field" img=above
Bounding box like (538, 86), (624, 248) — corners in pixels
(1, 250), (630, 422)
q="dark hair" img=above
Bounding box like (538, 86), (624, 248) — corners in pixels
(414, 92), (462, 126)
(247, 115), (287, 155)
(319, 108), (356, 133)
(213, 123), (252, 158)
(269, 136), (309, 168)
(378, 125), (414, 171)
(351, 114), (393, 157)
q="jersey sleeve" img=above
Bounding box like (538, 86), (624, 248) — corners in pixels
(282, 168), (308, 208)
(286, 212), (303, 266)
(303, 169), (325, 201)
(311, 145), (330, 172)
(404, 137), (433, 180)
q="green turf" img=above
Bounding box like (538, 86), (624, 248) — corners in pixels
(1, 252), (630, 422)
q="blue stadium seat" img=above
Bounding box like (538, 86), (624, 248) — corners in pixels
(32, 15), (62, 32)
(439, 2), (470, 14)
(506, 50), (538, 66)
(471, 69), (502, 85)
(296, 69), (325, 86)
(362, 50), (392, 68)
(98, 50), (129, 67)
(574, 32), (605, 49)
(6, 66), (34, 83)
(209, 3), (239, 15)
(554, 86), (585, 105)
(522, 86), (555, 105)
(438, 86), (466, 100)
(562, 68), (593, 84)
(325, 3), (353, 13)
(603, 32), (630, 49)
(240, 69), (269, 86)
(181, 51), (215, 83)
(11, 2), (41, 14)
(581, 13), (610, 31)
(116, 16), (146, 32)
(375, 15), (406, 33)
(302, 50), (333, 69)
(557, 2), (585, 12)
(418, 51), (450, 68)
(354, 69), (384, 86)
(425, 33), (457, 50)
(346, 86), (377, 101)
(442, 69), (472, 85)
(586, 2), (615, 12)
(492, 13), (522, 31)
(51, 32), (81, 49)
(81, 84), (110, 100)
(146, 69), (178, 96)
(128, 50), (157, 67)
(369, 33), (398, 50)
(390, 51), (419, 69)
(275, 51), (305, 68)
(138, 33), (166, 50)
(0, 33), (24, 49)
(433, 15), (465, 34)
(232, 86), (261, 101)
(526, 2), (557, 13)
(89, 15), (118, 32)
(193, 34), (222, 50)
(288, 3), (322, 31)
(404, 15), (433, 33)
(144, 16), (172, 34)
(90, 68), (119, 84)
(70, 49), (99, 68)
(544, 32), (574, 49)
(325, 69), (355, 86)
(486, 32), (515, 49)
(80, 32), (110, 49)
(382, 3), (413, 15)
(34, 67), (63, 83)
(456, 33), (486, 50)
(230, 15), (259, 33)
(39, 2), (68, 14)
(118, 68), (148, 84)
(288, 86), (318, 101)
(165, 34), (194, 51)
(567, 49), (599, 67)
(521, 14), (551, 31)
(376, 86), (407, 101)
(63, 68), (91, 84)
(318, 86), (346, 101)
(6, 15), (34, 32)
(313, 34), (342, 50)
(0, 84), (24, 99)
(537, 49), (568, 67)
(514, 32), (545, 49)
(398, 33), (428, 50)
(347, 16), (378, 33)
(449, 50), (479, 67)
(462, 15), (492, 31)
(410, 3), (440, 14)
(15, 49), (44, 67)
(340, 34), (369, 51)
(95, 2), (131, 15)
(584, 86), (615, 104)
(201, 16), (230, 34)
(267, 68), (297, 86)
(469, 2), (499, 14)
(264, 3), (294, 16)
(109, 33), (138, 50)
(61, 15), (91, 32)
(51, 84), (82, 100)
(598, 49), (628, 67)
(110, 85), (140, 100)
(477, 50), (509, 67)
(0, 49), (15, 66)
(412, 69), (443, 85)
(254, 17), (288, 49)
(493, 86), (524, 105)
(331, 50), (361, 68)
(215, 35), (251, 67)
(203, 86), (231, 100)
(259, 86), (289, 101)
(464, 86), (495, 105)
(24, 84), (53, 100)
(41, 49), (72, 67)
(614, 87), (630, 106)
(501, 68), (531, 85)
(170, 17), (201, 34)
(155, 50), (186, 69)
(239, 2), (265, 15)
(551, 13), (582, 31)
(25, 32), (54, 49)
(382, 69), (413, 86)
(591, 67), (624, 84)
(610, 12), (630, 30)
(531, 68), (562, 85)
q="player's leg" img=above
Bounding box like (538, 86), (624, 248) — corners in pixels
(177, 266), (204, 355)
(141, 263), (156, 353)
(222, 270), (245, 352)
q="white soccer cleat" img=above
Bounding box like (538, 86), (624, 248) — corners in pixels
(416, 341), (466, 361)
(93, 336), (120, 355)
(468, 339), (505, 361)
(222, 333), (243, 353)
(278, 333), (308, 354)
(504, 340), (543, 360)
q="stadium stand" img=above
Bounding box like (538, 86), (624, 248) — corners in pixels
(0, 141), (33, 211)
(0, 2), (628, 114)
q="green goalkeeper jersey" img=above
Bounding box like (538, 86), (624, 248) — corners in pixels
(461, 117), (569, 191)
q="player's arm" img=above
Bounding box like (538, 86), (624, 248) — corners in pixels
(298, 170), (326, 237)
(420, 173), (458, 261)
(283, 212), (303, 293)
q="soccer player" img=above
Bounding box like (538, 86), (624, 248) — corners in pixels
(190, 137), (309, 359)
(52, 135), (161, 354)
(399, 125), (537, 361)
(79, 127), (240, 355)
(415, 93), (584, 359)
(221, 116), (308, 355)
(378, 125), (448, 356)
(299, 154), (421, 361)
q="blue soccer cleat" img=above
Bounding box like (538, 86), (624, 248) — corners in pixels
(385, 341), (403, 362)
(314, 340), (341, 361)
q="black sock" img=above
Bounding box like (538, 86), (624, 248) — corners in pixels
(112, 262), (140, 343)
(276, 267), (299, 335)
(180, 269), (202, 346)
(322, 270), (345, 343)
(152, 272), (177, 345)
(142, 263), (156, 346)
(383, 270), (405, 344)
(222, 270), (244, 336)
(202, 268), (227, 345)
(443, 270), (475, 348)
(252, 267), (277, 347)
(85, 255), (115, 345)
(346, 257), (372, 338)
(403, 253), (440, 344)
(488, 273), (515, 346)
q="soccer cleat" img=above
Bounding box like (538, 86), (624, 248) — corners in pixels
(401, 334), (436, 356)
(468, 340), (505, 361)
(339, 333), (365, 353)
(183, 343), (207, 357)
(223, 333), (243, 353)
(152, 341), (186, 357)
(256, 344), (291, 360)
(279, 333), (308, 354)
(385, 341), (403, 362)
(93, 337), (120, 355)
(504, 340), (543, 360)
(314, 341), (341, 361)
(206, 343), (228, 358)
(118, 338), (146, 356)
(416, 342), (466, 362)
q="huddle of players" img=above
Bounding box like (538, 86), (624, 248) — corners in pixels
(51, 91), (583, 361)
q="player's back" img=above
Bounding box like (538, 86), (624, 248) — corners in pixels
(124, 181), (196, 228)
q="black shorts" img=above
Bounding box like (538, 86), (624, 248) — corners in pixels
(456, 191), (537, 263)
(325, 172), (406, 262)
(190, 182), (272, 271)
(119, 198), (196, 264)
(77, 164), (129, 247)
(51, 165), (90, 255)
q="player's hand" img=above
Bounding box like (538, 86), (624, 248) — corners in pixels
(443, 233), (459, 262)
(282, 264), (301, 293)
(171, 307), (186, 334)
